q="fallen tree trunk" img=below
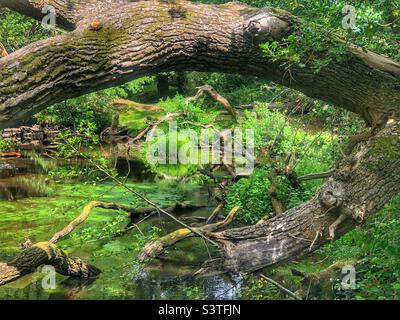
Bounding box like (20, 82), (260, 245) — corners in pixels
(1, 1), (399, 129)
(0, 242), (100, 286)
(197, 121), (400, 274)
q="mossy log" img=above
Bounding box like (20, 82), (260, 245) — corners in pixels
(0, 242), (100, 286)
(1, 1), (399, 128)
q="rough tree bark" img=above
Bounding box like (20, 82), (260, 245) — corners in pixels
(0, 0), (400, 274)
(0, 0), (399, 129)
(0, 242), (100, 286)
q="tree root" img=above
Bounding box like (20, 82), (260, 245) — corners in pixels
(137, 206), (239, 262)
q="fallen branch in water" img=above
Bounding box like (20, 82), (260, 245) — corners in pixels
(0, 198), (204, 287)
(0, 242), (100, 286)
(49, 201), (205, 243)
(137, 206), (240, 262)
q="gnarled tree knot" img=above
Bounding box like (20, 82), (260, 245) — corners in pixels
(318, 181), (346, 210)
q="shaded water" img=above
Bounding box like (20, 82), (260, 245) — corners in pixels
(0, 156), (242, 300)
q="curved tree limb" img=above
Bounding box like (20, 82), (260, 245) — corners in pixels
(1, 1), (399, 129)
(49, 200), (205, 243)
(0, 0), (131, 30)
(187, 85), (237, 119)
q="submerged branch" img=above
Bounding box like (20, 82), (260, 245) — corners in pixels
(137, 206), (239, 262)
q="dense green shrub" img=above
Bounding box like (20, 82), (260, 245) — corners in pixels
(318, 195), (400, 300)
(34, 93), (113, 131)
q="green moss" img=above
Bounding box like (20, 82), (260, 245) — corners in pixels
(367, 135), (400, 168)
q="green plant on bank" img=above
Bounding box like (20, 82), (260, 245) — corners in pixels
(314, 195), (400, 300)
(238, 273), (282, 300)
(159, 95), (220, 125)
(34, 93), (113, 131)
(0, 136), (14, 152)
(226, 105), (336, 224)
(140, 95), (222, 179)
(260, 23), (349, 73)
(256, 0), (400, 72)
(47, 121), (117, 181)
(0, 8), (54, 52)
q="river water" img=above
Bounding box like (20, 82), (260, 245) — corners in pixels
(0, 156), (243, 300)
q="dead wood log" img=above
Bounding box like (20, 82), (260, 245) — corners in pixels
(137, 206), (239, 262)
(206, 202), (224, 224)
(187, 85), (237, 119)
(0, 152), (23, 159)
(1, 125), (62, 150)
(0, 242), (100, 286)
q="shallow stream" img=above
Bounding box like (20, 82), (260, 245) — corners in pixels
(0, 156), (242, 300)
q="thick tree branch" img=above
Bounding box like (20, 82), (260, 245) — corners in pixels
(0, 242), (100, 286)
(49, 200), (204, 243)
(298, 170), (333, 182)
(0, 0), (130, 30)
(1, 1), (399, 129)
(187, 85), (237, 119)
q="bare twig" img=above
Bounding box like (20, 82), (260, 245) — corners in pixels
(260, 274), (302, 300)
